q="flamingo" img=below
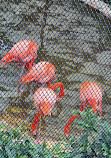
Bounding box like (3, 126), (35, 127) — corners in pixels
(31, 87), (57, 136)
(64, 81), (102, 138)
(19, 61), (65, 100)
(0, 40), (38, 72)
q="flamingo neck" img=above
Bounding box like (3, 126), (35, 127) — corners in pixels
(47, 82), (65, 101)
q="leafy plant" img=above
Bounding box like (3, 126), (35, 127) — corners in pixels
(92, 121), (111, 157)
(0, 125), (54, 158)
(1, 109), (111, 158)
(62, 108), (111, 158)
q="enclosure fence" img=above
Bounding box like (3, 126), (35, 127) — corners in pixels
(0, 0), (111, 158)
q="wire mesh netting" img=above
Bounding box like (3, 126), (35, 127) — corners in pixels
(0, 0), (111, 157)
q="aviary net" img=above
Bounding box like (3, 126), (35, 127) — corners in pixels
(0, 0), (111, 157)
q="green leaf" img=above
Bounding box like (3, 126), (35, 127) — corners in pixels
(72, 153), (84, 158)
(17, 126), (23, 132)
(102, 143), (108, 151)
(103, 151), (108, 156)
(42, 141), (47, 149)
(28, 150), (40, 158)
(24, 140), (30, 146)
(78, 146), (84, 152)
(52, 142), (61, 151)
(16, 150), (23, 157)
(0, 125), (7, 130)
(4, 131), (11, 137)
(43, 147), (51, 155)
(58, 151), (72, 158)
(44, 151), (54, 158)
(0, 140), (3, 146)
(20, 156), (28, 158)
(0, 150), (6, 158)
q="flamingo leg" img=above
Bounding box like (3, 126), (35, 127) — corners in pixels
(38, 114), (41, 138)
(64, 115), (80, 138)
(98, 100), (102, 116)
(79, 104), (84, 111)
(79, 101), (87, 111)
(31, 112), (41, 135)
(32, 111), (44, 145)
(93, 100), (102, 116)
(64, 98), (102, 138)
(47, 82), (65, 101)
(19, 73), (34, 87)
(31, 109), (44, 136)
(88, 99), (97, 115)
(64, 103), (85, 138)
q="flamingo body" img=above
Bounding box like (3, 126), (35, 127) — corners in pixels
(19, 61), (64, 101)
(34, 87), (57, 116)
(19, 61), (56, 85)
(80, 81), (102, 115)
(64, 81), (102, 138)
(0, 40), (38, 70)
(31, 87), (57, 134)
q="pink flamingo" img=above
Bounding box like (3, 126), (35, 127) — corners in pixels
(31, 87), (57, 136)
(19, 61), (65, 100)
(64, 81), (102, 138)
(0, 40), (38, 72)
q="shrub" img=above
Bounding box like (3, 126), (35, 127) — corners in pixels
(1, 109), (111, 158)
(0, 126), (55, 158)
(62, 108), (111, 158)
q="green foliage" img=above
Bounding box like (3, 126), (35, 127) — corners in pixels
(63, 108), (111, 158)
(0, 109), (111, 158)
(0, 125), (54, 158)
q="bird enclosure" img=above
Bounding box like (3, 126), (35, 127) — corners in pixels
(0, 0), (111, 157)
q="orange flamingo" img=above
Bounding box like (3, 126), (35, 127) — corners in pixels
(64, 81), (102, 138)
(19, 61), (65, 100)
(31, 87), (59, 136)
(0, 40), (38, 71)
